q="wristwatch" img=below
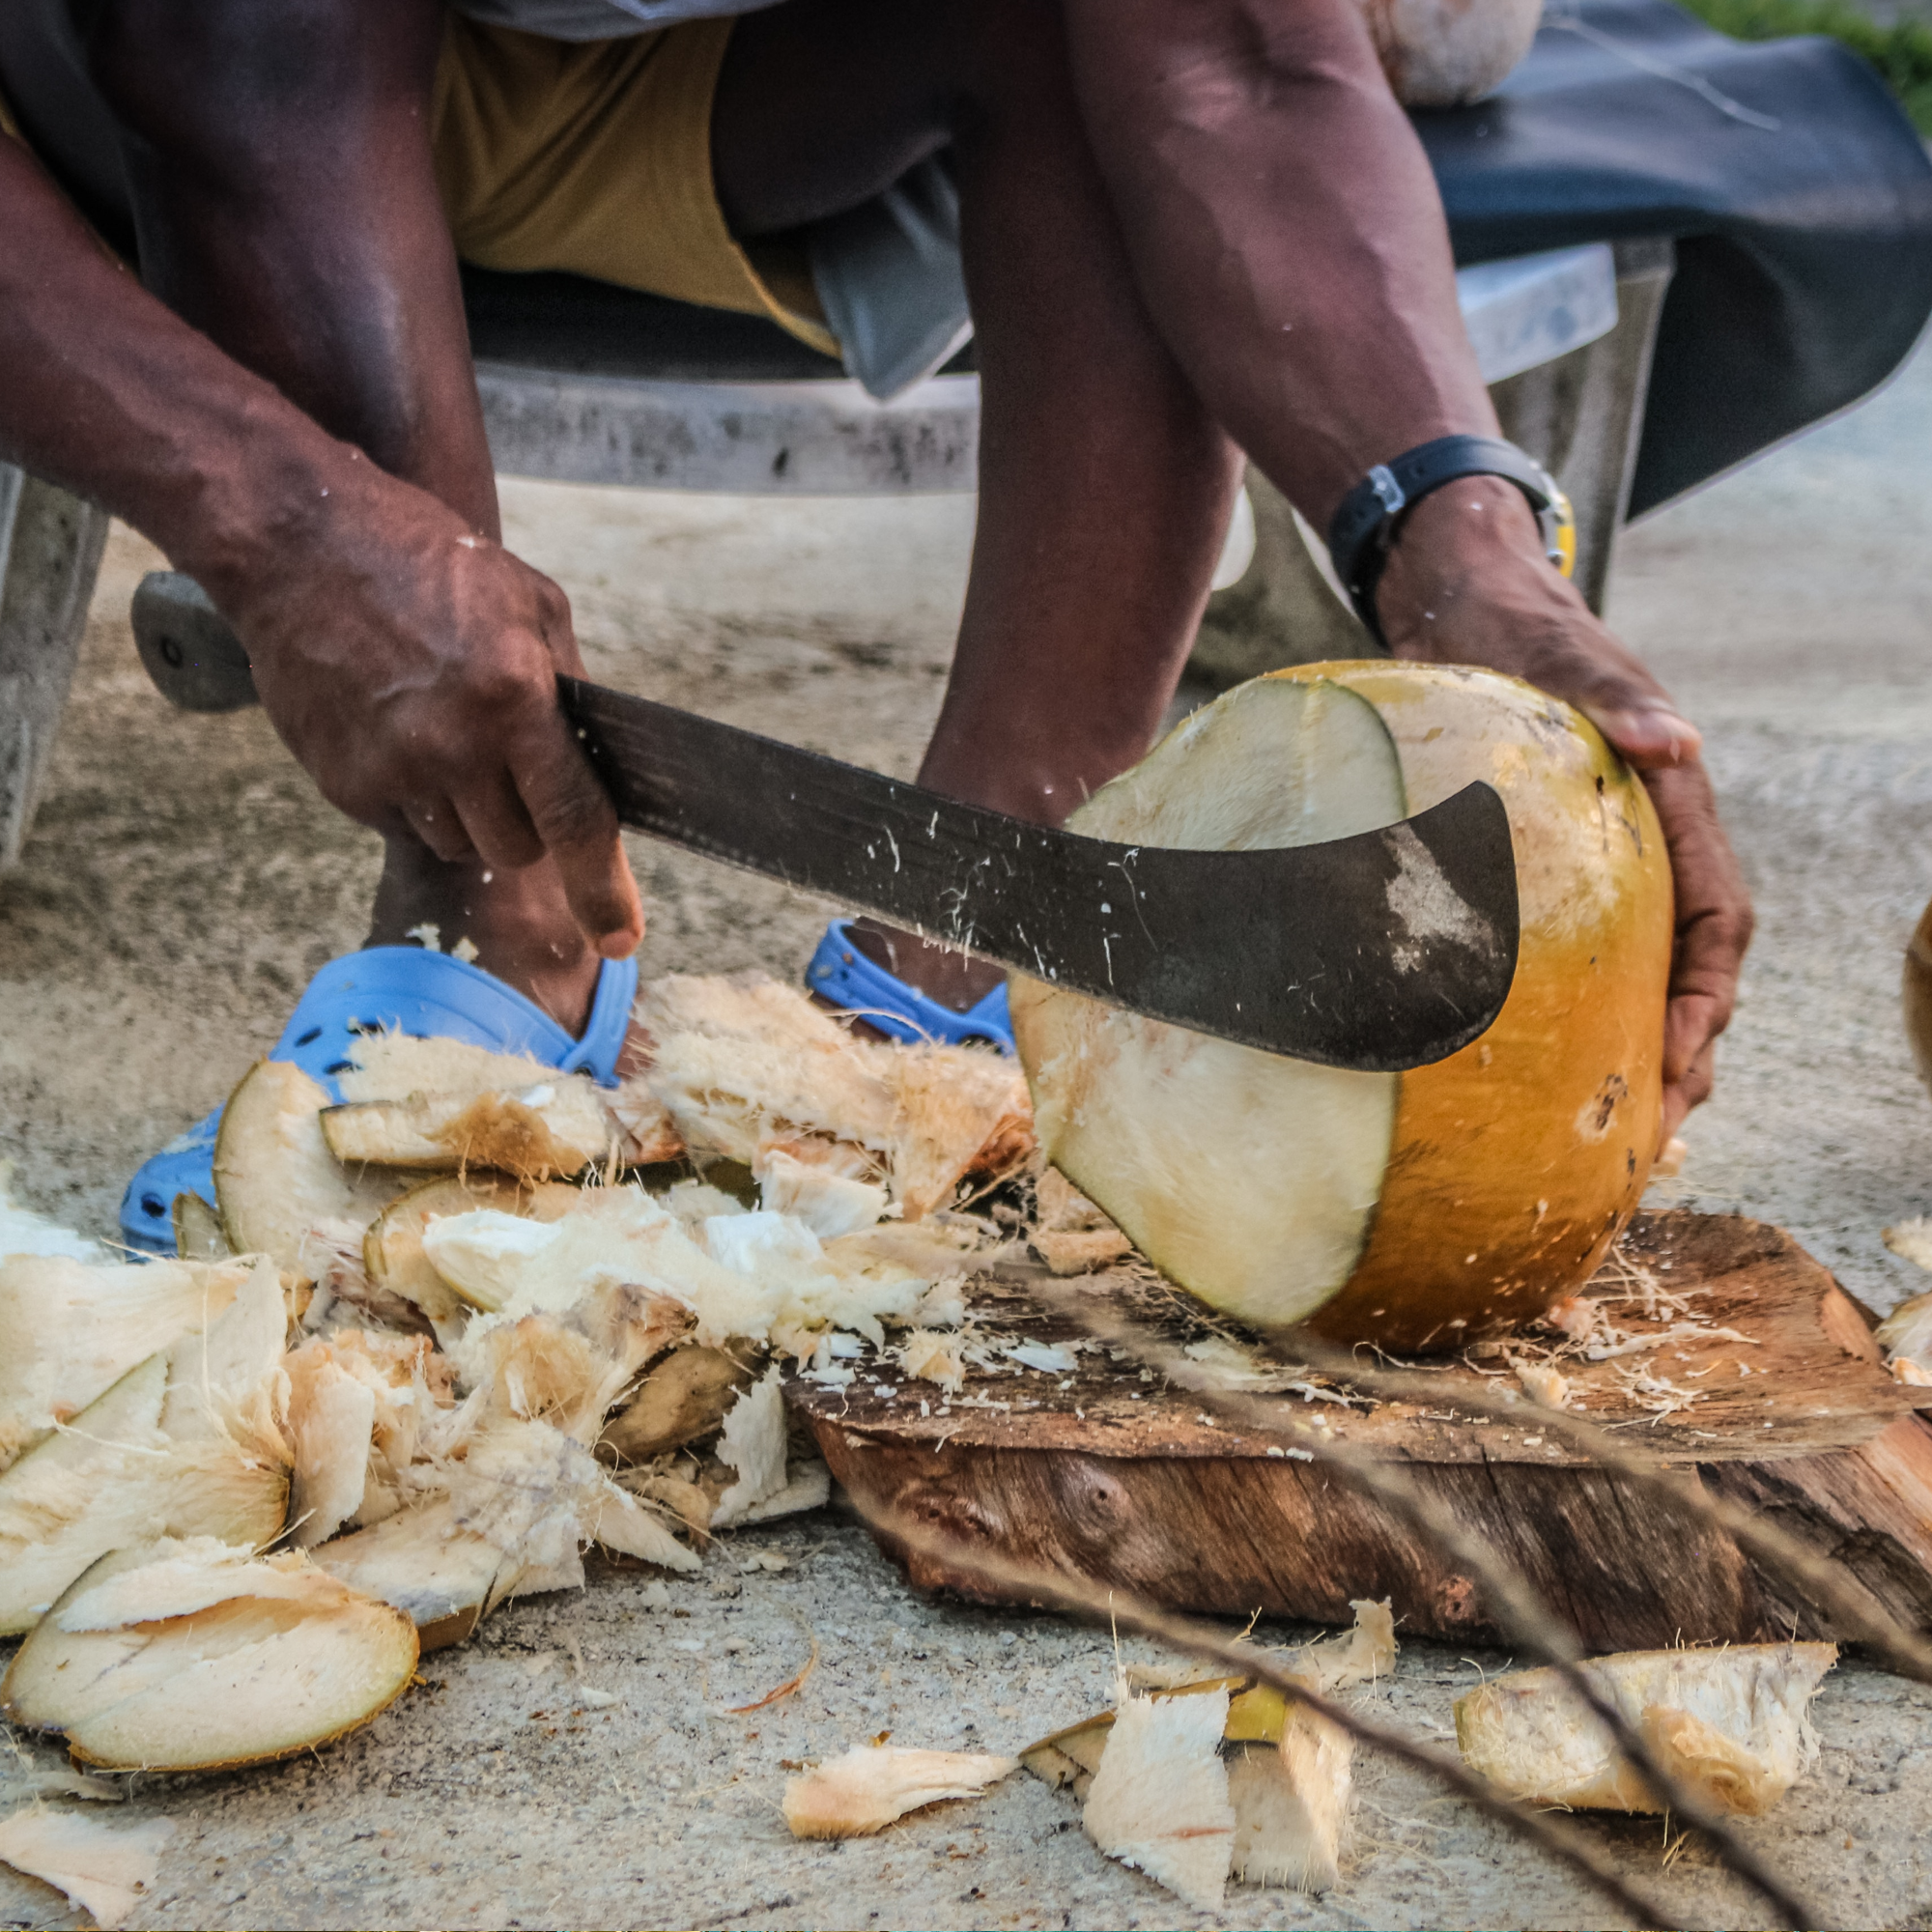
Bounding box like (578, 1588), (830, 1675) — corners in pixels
(1326, 435), (1576, 648)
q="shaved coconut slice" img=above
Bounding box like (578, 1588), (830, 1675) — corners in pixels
(287, 1350), (377, 1546)
(585, 1480), (704, 1572)
(1356, 0), (1541, 107)
(0, 1253), (252, 1471)
(424, 1191), (781, 1344)
(881, 1049), (1033, 1220)
(1031, 1169), (1135, 1275)
(897, 1328), (966, 1393)
(322, 1082), (615, 1179)
(1297, 1598), (1396, 1692)
(782, 1746), (1016, 1838)
(757, 1148), (889, 1237)
(1876, 1283), (1932, 1363)
(647, 1030), (898, 1165)
(1454, 1641), (1837, 1814)
(1083, 1681), (1236, 1911)
(601, 1345), (759, 1463)
(710, 1367), (788, 1527)
(1228, 1705), (1351, 1893)
(0, 1260), (292, 1634)
(1015, 666), (1672, 1349)
(0, 1807), (173, 1928)
(2, 1541), (417, 1773)
(213, 1061), (408, 1274)
(337, 1034), (555, 1102)
(312, 1496), (507, 1651)
(364, 1175), (553, 1336)
(173, 1191), (232, 1261)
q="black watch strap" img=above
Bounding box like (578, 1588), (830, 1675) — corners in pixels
(1327, 435), (1571, 647)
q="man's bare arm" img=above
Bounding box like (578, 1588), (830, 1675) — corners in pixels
(1064, 0), (1751, 1138)
(0, 129), (641, 961)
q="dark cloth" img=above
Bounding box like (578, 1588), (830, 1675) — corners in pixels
(1417, 0), (1932, 514)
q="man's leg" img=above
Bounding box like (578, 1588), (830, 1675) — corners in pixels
(78, 0), (637, 1034)
(715, 0), (1244, 1008)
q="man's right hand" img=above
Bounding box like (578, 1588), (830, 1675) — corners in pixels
(202, 454), (644, 962)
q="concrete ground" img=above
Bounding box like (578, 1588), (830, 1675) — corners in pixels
(6, 339), (1932, 1930)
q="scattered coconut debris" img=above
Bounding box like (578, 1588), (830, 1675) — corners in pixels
(1455, 1642), (1837, 1814)
(1031, 1170), (1134, 1275)
(1876, 1287), (1932, 1367)
(0, 1807), (174, 1928)
(1023, 1601), (1393, 1905)
(781, 1746), (1017, 1838)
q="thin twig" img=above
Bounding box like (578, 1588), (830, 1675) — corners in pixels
(1025, 1281), (1821, 1929)
(863, 1503), (1685, 1930)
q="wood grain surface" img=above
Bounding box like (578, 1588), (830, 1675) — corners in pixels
(786, 1211), (1932, 1649)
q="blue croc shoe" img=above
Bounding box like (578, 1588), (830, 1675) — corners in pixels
(806, 918), (1012, 1053)
(120, 946), (639, 1256)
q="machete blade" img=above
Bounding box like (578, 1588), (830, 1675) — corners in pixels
(560, 675), (1518, 1071)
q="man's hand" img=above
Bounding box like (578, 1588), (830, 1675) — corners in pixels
(202, 454), (644, 961)
(1378, 478), (1752, 1147)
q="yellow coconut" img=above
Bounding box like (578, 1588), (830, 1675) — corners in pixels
(1904, 896), (1932, 1094)
(1011, 662), (1672, 1350)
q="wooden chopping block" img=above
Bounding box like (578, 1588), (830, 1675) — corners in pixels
(785, 1211), (1932, 1652)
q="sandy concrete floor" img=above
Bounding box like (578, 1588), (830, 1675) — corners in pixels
(6, 342), (1932, 1930)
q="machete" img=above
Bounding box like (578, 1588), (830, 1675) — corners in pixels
(559, 676), (1518, 1072)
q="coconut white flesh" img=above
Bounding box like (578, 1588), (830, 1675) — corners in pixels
(1454, 1641), (1838, 1814)
(1083, 1682), (1236, 1912)
(1018, 679), (1406, 1327)
(213, 1061), (408, 1273)
(321, 1080), (616, 1179)
(782, 1747), (1017, 1839)
(0, 1260), (292, 1634)
(1, 1541), (418, 1773)
(172, 1191), (233, 1261)
(0, 1253), (251, 1471)
(0, 1807), (174, 1928)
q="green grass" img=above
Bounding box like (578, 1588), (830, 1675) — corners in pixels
(1679, 0), (1932, 129)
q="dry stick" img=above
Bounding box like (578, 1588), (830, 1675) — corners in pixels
(1278, 1324), (1932, 1686)
(1029, 1282), (1821, 1931)
(866, 1504), (1683, 1932)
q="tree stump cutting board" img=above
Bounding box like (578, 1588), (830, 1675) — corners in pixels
(786, 1211), (1932, 1651)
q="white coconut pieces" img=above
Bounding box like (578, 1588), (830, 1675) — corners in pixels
(1022, 1600), (1397, 1907)
(2, 1538), (417, 1774)
(782, 1747), (1017, 1838)
(1455, 1641), (1838, 1814)
(0, 1808), (173, 1927)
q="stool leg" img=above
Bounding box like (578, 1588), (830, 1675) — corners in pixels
(0, 472), (111, 869)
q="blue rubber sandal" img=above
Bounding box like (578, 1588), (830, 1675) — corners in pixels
(806, 918), (1012, 1053)
(120, 946), (639, 1256)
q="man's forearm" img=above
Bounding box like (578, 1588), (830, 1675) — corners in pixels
(0, 137), (350, 599)
(1064, 0), (1497, 529)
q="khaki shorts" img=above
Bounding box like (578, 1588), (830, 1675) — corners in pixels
(432, 15), (837, 358)
(0, 19), (837, 360)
